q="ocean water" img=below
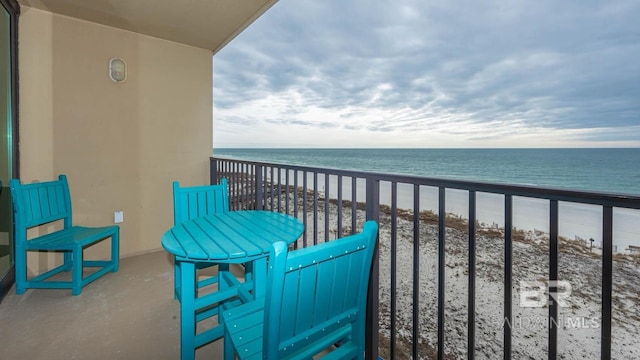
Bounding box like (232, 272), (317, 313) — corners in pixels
(213, 148), (640, 251)
(213, 148), (640, 195)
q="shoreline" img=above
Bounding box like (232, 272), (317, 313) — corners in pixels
(322, 196), (640, 262)
(242, 174), (640, 254)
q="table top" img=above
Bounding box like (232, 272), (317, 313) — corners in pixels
(161, 210), (304, 262)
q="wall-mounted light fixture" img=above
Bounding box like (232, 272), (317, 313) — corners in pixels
(109, 57), (127, 83)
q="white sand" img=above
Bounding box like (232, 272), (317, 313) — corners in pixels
(286, 194), (640, 359)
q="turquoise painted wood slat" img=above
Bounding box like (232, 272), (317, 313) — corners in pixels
(9, 174), (119, 296)
(196, 215), (262, 258)
(278, 268), (299, 341)
(313, 257), (335, 325)
(222, 220), (378, 360)
(212, 213), (271, 250)
(228, 211), (306, 251)
(295, 265), (317, 332)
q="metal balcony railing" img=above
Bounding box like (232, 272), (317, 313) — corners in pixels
(210, 156), (640, 360)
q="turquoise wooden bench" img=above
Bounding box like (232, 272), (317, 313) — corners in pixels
(222, 220), (378, 360)
(9, 174), (119, 296)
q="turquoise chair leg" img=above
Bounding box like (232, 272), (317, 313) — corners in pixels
(252, 258), (267, 298)
(111, 232), (119, 272)
(15, 246), (26, 294)
(174, 260), (181, 300)
(63, 252), (73, 271)
(71, 248), (82, 296)
(179, 261), (196, 360)
(218, 263), (229, 294)
(244, 261), (253, 285)
(223, 329), (234, 360)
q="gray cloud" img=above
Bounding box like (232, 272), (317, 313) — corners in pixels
(213, 0), (640, 147)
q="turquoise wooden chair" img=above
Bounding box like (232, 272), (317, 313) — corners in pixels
(172, 178), (249, 355)
(222, 220), (378, 360)
(173, 178), (231, 301)
(9, 175), (119, 295)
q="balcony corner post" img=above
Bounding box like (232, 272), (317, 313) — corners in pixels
(365, 177), (380, 360)
(210, 157), (217, 185)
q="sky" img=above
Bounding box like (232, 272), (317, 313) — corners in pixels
(212, 0), (640, 148)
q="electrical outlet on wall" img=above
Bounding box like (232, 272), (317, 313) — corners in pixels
(114, 211), (124, 223)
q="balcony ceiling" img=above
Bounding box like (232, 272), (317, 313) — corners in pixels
(19, 0), (277, 53)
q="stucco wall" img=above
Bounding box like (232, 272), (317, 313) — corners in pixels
(18, 7), (213, 273)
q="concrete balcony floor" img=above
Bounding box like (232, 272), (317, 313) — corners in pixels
(0, 251), (224, 360)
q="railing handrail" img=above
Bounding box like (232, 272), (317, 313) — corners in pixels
(211, 156), (640, 209)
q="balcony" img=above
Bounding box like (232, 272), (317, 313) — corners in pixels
(1, 156), (638, 359)
(211, 156), (640, 360)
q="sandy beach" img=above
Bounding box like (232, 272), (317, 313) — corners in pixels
(285, 192), (640, 359)
(308, 174), (640, 253)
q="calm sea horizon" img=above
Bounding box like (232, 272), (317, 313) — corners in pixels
(213, 148), (640, 251)
(213, 148), (640, 195)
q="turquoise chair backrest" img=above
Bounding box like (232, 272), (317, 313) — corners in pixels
(9, 175), (73, 241)
(264, 220), (378, 359)
(172, 178), (229, 225)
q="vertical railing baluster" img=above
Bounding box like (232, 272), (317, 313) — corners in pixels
(412, 184), (420, 359)
(277, 167), (282, 213)
(228, 162), (233, 209)
(249, 165), (255, 209)
(285, 168), (290, 215)
(351, 177), (357, 235)
(302, 171), (308, 247)
(313, 172), (319, 245)
(255, 165), (263, 210)
(325, 174), (330, 242)
(234, 162), (238, 210)
(438, 187), (446, 360)
(468, 191), (476, 360)
(231, 162), (235, 209)
(238, 163), (242, 208)
(237, 163), (241, 208)
(227, 161), (232, 208)
(549, 200), (559, 359)
(244, 163), (249, 210)
(337, 175), (343, 237)
(236, 162), (240, 209)
(504, 195), (513, 360)
(237, 162), (241, 209)
(602, 206), (613, 360)
(269, 166), (275, 211)
(391, 182), (398, 360)
(294, 171), (299, 219)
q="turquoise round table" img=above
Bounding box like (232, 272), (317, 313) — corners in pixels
(161, 210), (304, 360)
